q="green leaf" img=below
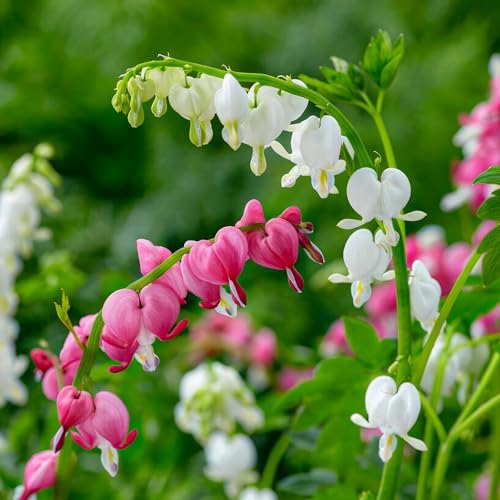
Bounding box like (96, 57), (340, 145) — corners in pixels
(343, 317), (380, 366)
(477, 190), (500, 220)
(277, 469), (337, 496)
(292, 397), (337, 431)
(483, 245), (500, 286)
(300, 73), (353, 101)
(478, 224), (500, 253)
(448, 281), (500, 321)
(473, 165), (500, 185)
(289, 429), (320, 451)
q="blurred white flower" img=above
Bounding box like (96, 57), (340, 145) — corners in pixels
(204, 432), (258, 498)
(175, 362), (263, 443)
(351, 376), (427, 462)
(239, 487), (277, 500)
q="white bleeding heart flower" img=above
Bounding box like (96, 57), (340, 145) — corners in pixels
(328, 229), (394, 308)
(169, 74), (222, 146)
(271, 115), (353, 199)
(204, 432), (258, 498)
(240, 85), (288, 176)
(351, 376), (427, 463)
(409, 260), (442, 332)
(338, 167), (426, 246)
(215, 74), (250, 150)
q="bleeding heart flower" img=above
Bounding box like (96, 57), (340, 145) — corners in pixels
(188, 226), (248, 307)
(102, 284), (187, 373)
(351, 376), (427, 463)
(30, 348), (53, 381)
(71, 391), (137, 477)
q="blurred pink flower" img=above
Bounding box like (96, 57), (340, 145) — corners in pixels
(249, 328), (277, 367)
(319, 319), (351, 358)
(277, 367), (313, 391)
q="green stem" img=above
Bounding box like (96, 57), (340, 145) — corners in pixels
(419, 393), (446, 444)
(412, 249), (480, 385)
(489, 367), (500, 500)
(118, 57), (373, 167)
(430, 352), (500, 499)
(368, 101), (413, 500)
(261, 433), (290, 489)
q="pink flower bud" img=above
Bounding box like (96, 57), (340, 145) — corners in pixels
(41, 360), (79, 401)
(15, 450), (58, 500)
(30, 348), (53, 381)
(53, 386), (94, 452)
(250, 328), (277, 367)
(71, 391), (137, 477)
(136, 239), (187, 302)
(237, 199), (266, 226)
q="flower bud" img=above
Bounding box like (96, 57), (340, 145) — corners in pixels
(14, 451), (58, 500)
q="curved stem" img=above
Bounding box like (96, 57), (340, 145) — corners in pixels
(452, 394), (500, 438)
(419, 393), (446, 444)
(261, 433), (290, 489)
(412, 249), (480, 386)
(118, 57), (373, 167)
(371, 108), (396, 168)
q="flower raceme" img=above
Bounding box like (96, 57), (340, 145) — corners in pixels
(338, 167), (426, 246)
(328, 228), (394, 308)
(351, 376), (427, 463)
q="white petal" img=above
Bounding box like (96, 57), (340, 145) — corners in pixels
(399, 210), (427, 222)
(379, 433), (397, 462)
(379, 169), (411, 218)
(346, 167), (380, 221)
(337, 218), (365, 230)
(281, 166), (302, 188)
(386, 382), (421, 435)
(401, 434), (427, 451)
(270, 140), (292, 161)
(380, 270), (395, 281)
(215, 287), (238, 317)
(100, 444), (119, 477)
(134, 344), (160, 372)
(365, 376), (397, 425)
(342, 135), (355, 158)
(350, 413), (373, 428)
(328, 273), (351, 284)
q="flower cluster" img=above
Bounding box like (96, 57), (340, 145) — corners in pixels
(442, 54), (500, 211)
(21, 199), (318, 497)
(0, 145), (60, 407)
(114, 66), (361, 198)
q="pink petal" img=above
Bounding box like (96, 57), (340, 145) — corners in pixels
(212, 226), (248, 280)
(236, 199), (266, 227)
(92, 391), (131, 448)
(102, 289), (142, 346)
(140, 283), (181, 339)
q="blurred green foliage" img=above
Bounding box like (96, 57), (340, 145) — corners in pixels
(1, 0), (500, 498)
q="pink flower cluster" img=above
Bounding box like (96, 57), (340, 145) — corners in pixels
(188, 311), (277, 368)
(22, 199), (321, 497)
(442, 55), (500, 211)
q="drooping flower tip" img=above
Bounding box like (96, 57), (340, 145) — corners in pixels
(14, 450), (58, 500)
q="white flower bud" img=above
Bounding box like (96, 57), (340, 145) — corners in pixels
(215, 74), (250, 150)
(239, 487), (278, 500)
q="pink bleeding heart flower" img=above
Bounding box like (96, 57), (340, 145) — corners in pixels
(181, 251), (239, 317)
(279, 205), (324, 264)
(136, 239), (187, 302)
(319, 319), (351, 358)
(249, 328), (277, 367)
(30, 348), (53, 382)
(277, 366), (313, 391)
(102, 284), (187, 373)
(248, 218), (303, 292)
(237, 200), (304, 292)
(53, 386), (94, 452)
(14, 450), (58, 500)
(71, 391), (137, 477)
(188, 226), (248, 307)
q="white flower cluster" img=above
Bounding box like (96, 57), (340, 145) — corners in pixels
(115, 68), (361, 198)
(329, 167), (427, 308)
(0, 145), (61, 407)
(175, 362), (272, 498)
